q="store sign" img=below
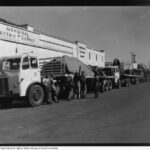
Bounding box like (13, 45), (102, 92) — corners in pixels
(0, 23), (39, 45)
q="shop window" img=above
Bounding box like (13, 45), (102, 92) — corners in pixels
(30, 57), (38, 69)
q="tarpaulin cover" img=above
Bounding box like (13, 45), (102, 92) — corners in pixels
(53, 55), (94, 76)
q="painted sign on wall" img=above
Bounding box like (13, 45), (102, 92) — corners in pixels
(0, 23), (39, 45)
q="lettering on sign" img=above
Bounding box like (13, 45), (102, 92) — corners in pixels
(0, 23), (39, 45)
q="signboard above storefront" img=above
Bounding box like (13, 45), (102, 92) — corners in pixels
(0, 23), (40, 46)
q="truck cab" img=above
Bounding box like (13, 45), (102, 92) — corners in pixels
(102, 66), (121, 88)
(0, 53), (45, 107)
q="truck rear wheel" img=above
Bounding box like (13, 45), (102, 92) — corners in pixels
(28, 84), (44, 107)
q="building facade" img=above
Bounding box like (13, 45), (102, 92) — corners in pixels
(0, 18), (105, 68)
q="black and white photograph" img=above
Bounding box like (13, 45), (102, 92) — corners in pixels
(0, 6), (149, 146)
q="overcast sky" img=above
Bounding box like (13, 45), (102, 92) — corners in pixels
(0, 7), (149, 65)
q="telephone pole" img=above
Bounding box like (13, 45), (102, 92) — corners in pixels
(130, 52), (136, 69)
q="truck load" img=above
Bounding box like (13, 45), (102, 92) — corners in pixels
(39, 55), (94, 98)
(39, 55), (94, 78)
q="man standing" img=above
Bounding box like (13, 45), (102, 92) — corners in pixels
(66, 75), (74, 101)
(50, 73), (59, 103)
(73, 71), (81, 99)
(80, 71), (86, 98)
(93, 69), (99, 98)
(42, 74), (53, 104)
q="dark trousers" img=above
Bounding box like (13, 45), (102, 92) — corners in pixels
(94, 82), (99, 98)
(81, 82), (86, 98)
(51, 86), (58, 102)
(46, 88), (53, 103)
(74, 81), (81, 99)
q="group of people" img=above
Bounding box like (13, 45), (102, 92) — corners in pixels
(42, 69), (100, 104)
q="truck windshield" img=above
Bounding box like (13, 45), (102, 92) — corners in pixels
(2, 58), (21, 70)
(102, 68), (114, 76)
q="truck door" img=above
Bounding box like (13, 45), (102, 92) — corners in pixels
(29, 57), (40, 83)
(19, 56), (31, 96)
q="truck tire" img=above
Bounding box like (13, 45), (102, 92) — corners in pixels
(28, 84), (44, 107)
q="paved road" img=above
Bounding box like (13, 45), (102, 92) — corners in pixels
(0, 83), (150, 144)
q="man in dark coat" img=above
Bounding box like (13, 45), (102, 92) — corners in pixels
(93, 69), (99, 98)
(73, 71), (81, 99)
(50, 73), (59, 103)
(80, 71), (86, 98)
(42, 74), (53, 104)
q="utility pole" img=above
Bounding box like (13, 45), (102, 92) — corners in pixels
(130, 52), (136, 69)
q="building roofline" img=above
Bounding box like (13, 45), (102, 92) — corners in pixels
(35, 29), (76, 45)
(0, 18), (39, 34)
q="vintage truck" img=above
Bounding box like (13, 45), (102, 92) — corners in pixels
(0, 53), (94, 107)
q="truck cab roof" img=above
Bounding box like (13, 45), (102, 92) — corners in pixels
(0, 53), (37, 60)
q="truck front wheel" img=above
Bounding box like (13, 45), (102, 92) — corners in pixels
(28, 84), (44, 107)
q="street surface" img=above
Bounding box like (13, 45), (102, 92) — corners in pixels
(0, 83), (150, 144)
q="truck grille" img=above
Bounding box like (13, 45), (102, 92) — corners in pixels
(0, 78), (9, 94)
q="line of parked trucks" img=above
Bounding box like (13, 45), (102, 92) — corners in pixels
(0, 53), (149, 107)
